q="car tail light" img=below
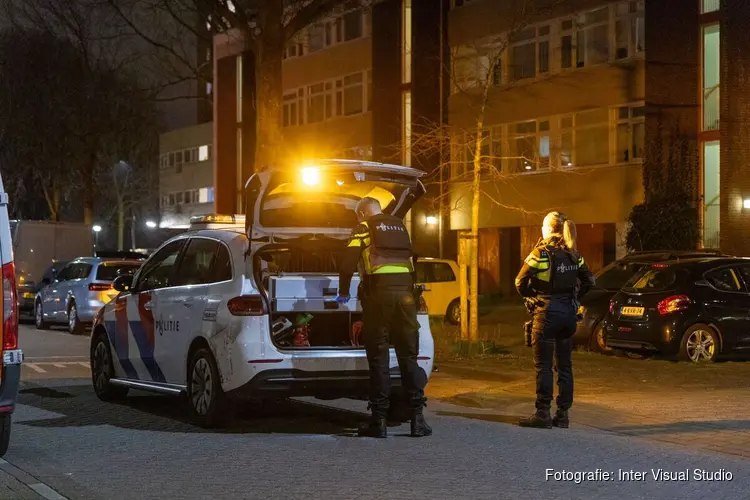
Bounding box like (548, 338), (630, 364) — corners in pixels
(657, 295), (691, 315)
(2, 262), (18, 350)
(227, 295), (267, 316)
(417, 295), (428, 314)
(89, 283), (112, 292)
(652, 263), (669, 268)
(609, 299), (615, 313)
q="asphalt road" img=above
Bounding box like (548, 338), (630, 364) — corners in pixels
(5, 324), (750, 500)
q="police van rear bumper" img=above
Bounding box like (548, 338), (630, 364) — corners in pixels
(0, 350), (23, 413)
(226, 368), (403, 400)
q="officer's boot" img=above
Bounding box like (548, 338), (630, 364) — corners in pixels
(358, 415), (387, 438)
(410, 412), (432, 437)
(552, 409), (569, 428)
(519, 407), (553, 429)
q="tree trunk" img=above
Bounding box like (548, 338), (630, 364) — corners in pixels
(254, 1), (285, 171)
(469, 123), (483, 343)
(82, 152), (96, 225)
(52, 186), (60, 222)
(117, 200), (125, 251)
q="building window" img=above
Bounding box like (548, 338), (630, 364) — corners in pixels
(701, 0), (719, 14)
(508, 120), (550, 172)
(615, 1), (645, 60)
(702, 24), (720, 131)
(307, 83), (326, 123)
(283, 91), (299, 127)
(452, 46), (479, 92)
(308, 23), (325, 52)
(342, 72), (364, 115)
(575, 108), (609, 166)
(198, 145), (210, 161)
(575, 6), (610, 68)
(402, 0), (412, 84)
(402, 91), (412, 166)
(343, 8), (363, 41)
(509, 25), (550, 81)
(559, 115), (574, 168)
(703, 140), (720, 248)
(615, 104), (645, 162)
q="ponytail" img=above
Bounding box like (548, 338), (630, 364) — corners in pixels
(563, 219), (577, 254)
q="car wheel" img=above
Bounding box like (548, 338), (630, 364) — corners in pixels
(35, 301), (47, 330)
(68, 302), (83, 335)
(0, 413), (11, 458)
(187, 347), (228, 428)
(679, 324), (719, 363)
(589, 323), (614, 355)
(91, 332), (129, 401)
(445, 300), (461, 325)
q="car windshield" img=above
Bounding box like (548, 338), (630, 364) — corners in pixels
(595, 261), (650, 290)
(624, 267), (682, 291)
(96, 263), (142, 281)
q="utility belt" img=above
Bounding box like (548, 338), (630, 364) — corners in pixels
(358, 271), (415, 299)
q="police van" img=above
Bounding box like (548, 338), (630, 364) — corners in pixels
(89, 160), (434, 427)
(0, 172), (24, 455)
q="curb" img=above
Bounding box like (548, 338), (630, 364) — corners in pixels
(0, 458), (69, 500)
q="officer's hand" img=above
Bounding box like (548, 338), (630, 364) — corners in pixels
(334, 294), (350, 304)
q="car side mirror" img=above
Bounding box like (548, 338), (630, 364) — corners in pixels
(694, 279), (711, 287)
(113, 275), (134, 293)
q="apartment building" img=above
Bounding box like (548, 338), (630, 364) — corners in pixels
(211, 0), (447, 257)
(158, 122), (215, 229)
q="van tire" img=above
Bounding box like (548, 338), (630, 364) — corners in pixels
(187, 347), (229, 428)
(0, 413), (11, 457)
(35, 301), (48, 330)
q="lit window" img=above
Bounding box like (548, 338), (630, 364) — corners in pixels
(199, 145), (209, 161)
(207, 187), (215, 203)
(508, 120), (550, 172)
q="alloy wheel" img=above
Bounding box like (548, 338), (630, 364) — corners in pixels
(190, 358), (213, 416)
(69, 305), (78, 332)
(35, 303), (43, 327)
(686, 329), (716, 362)
(92, 342), (111, 393)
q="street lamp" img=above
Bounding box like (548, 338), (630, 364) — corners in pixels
(425, 216), (438, 225)
(145, 220), (157, 229)
(92, 225), (102, 248)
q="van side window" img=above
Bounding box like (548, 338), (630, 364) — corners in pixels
(213, 244), (233, 282)
(134, 240), (186, 292)
(432, 263), (456, 282)
(415, 262), (432, 283)
(174, 238), (222, 286)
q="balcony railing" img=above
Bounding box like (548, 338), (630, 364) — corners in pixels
(702, 0), (720, 14)
(703, 86), (719, 131)
(703, 203), (720, 249)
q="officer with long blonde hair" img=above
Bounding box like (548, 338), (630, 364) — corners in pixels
(515, 211), (595, 429)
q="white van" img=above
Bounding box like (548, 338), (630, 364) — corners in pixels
(0, 173), (24, 455)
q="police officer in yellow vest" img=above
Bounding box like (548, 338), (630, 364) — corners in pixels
(336, 197), (431, 438)
(515, 211), (595, 429)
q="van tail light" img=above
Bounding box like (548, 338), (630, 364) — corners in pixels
(2, 262), (18, 350)
(227, 295), (267, 316)
(657, 295), (691, 315)
(89, 283), (112, 292)
(609, 300), (615, 313)
(417, 295), (428, 314)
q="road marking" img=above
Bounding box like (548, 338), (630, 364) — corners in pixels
(77, 362), (90, 369)
(28, 483), (69, 500)
(52, 363), (66, 369)
(25, 364), (47, 373)
(24, 356), (88, 361)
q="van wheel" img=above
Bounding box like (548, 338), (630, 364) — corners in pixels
(35, 301), (48, 330)
(679, 324), (719, 363)
(445, 300), (461, 325)
(0, 413), (11, 457)
(187, 347), (229, 428)
(91, 332), (129, 401)
(68, 302), (83, 335)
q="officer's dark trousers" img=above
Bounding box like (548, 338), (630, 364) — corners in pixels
(531, 309), (577, 412)
(362, 274), (427, 417)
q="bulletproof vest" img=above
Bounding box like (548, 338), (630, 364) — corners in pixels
(363, 213), (413, 272)
(549, 246), (579, 295)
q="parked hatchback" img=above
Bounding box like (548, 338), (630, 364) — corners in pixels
(603, 257), (750, 362)
(35, 256), (144, 333)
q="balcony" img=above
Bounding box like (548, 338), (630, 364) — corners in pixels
(703, 86), (719, 131)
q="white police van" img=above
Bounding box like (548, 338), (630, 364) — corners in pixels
(90, 160), (434, 427)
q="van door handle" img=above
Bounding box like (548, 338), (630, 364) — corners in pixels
(144, 301), (153, 311)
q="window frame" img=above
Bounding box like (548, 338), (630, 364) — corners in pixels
(703, 266), (747, 294)
(171, 237), (233, 287)
(613, 102), (646, 164)
(131, 239), (188, 293)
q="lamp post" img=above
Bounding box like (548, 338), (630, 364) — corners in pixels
(92, 225), (102, 248)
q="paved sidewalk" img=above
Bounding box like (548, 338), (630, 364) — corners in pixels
(0, 460), (50, 499)
(427, 370), (750, 460)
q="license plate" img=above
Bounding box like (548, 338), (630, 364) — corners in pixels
(621, 306), (645, 317)
(3, 350), (23, 365)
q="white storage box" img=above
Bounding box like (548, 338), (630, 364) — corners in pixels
(268, 274), (362, 313)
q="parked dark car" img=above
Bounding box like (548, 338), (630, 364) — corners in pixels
(573, 249), (726, 353)
(602, 257), (750, 363)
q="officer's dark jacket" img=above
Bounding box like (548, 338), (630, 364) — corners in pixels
(515, 235), (595, 312)
(338, 213), (414, 294)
